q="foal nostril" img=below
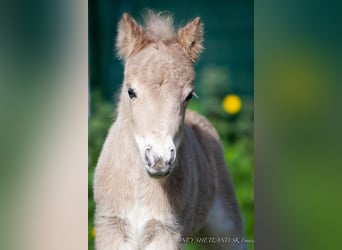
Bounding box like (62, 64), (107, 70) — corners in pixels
(168, 148), (176, 165)
(145, 146), (153, 167)
(170, 148), (175, 158)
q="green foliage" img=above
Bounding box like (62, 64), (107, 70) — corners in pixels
(224, 139), (254, 249)
(88, 88), (254, 250)
(196, 65), (254, 144)
(88, 90), (115, 249)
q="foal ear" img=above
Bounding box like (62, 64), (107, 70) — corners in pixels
(116, 13), (149, 59)
(177, 17), (203, 62)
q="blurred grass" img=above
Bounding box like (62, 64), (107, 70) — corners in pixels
(88, 89), (254, 250)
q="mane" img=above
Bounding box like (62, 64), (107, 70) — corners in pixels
(143, 10), (176, 41)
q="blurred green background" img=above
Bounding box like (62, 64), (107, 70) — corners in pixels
(89, 0), (254, 249)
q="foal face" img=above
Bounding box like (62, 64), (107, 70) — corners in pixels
(124, 44), (195, 178)
(116, 12), (203, 178)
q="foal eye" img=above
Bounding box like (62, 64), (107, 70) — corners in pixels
(185, 92), (193, 102)
(128, 88), (137, 99)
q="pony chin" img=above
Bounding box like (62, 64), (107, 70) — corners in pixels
(144, 164), (173, 179)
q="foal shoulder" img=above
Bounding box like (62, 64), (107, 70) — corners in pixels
(182, 110), (223, 233)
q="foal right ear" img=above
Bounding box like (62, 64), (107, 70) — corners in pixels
(177, 17), (203, 62)
(116, 13), (149, 60)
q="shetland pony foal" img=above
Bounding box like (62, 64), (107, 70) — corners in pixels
(94, 11), (246, 250)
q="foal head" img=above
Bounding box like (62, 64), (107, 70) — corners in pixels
(116, 11), (203, 178)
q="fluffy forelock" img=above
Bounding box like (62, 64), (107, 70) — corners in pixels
(143, 10), (176, 41)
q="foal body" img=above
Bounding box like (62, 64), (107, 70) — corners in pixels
(94, 11), (246, 250)
(95, 111), (244, 250)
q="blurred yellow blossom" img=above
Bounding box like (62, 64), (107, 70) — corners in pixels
(222, 94), (242, 115)
(91, 227), (96, 238)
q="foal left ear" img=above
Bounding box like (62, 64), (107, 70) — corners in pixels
(116, 13), (149, 60)
(177, 17), (203, 62)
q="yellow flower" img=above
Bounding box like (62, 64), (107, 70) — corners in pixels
(91, 227), (96, 238)
(222, 94), (242, 115)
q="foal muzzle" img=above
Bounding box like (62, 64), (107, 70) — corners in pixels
(144, 145), (176, 178)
